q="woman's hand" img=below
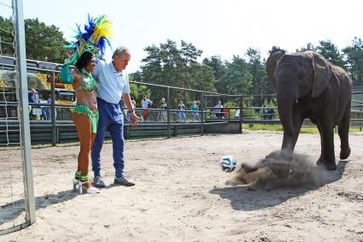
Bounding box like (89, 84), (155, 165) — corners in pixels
(66, 50), (74, 59)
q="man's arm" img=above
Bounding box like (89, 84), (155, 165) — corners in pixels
(122, 93), (139, 126)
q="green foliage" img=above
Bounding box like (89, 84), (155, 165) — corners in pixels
(224, 55), (252, 94)
(296, 42), (316, 52)
(0, 17), (14, 55)
(316, 40), (345, 67)
(24, 18), (67, 62)
(140, 39), (216, 101)
(129, 83), (151, 104)
(202, 56), (228, 93)
(247, 48), (274, 104)
(343, 37), (363, 84)
(0, 17), (67, 62)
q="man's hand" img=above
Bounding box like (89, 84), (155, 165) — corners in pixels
(130, 112), (139, 126)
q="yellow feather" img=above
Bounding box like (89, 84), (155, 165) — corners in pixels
(90, 17), (112, 44)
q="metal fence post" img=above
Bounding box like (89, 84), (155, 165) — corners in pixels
(239, 95), (243, 133)
(201, 92), (205, 135)
(167, 87), (170, 138)
(51, 72), (56, 146)
(14, 0), (36, 224)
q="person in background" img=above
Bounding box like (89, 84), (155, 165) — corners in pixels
(191, 100), (200, 122)
(127, 95), (137, 122)
(177, 100), (186, 122)
(28, 88), (40, 120)
(159, 97), (167, 122)
(141, 95), (153, 122)
(214, 100), (223, 119)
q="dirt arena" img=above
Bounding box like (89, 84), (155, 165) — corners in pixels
(1, 131), (363, 241)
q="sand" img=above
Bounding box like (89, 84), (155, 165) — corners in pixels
(1, 131), (363, 242)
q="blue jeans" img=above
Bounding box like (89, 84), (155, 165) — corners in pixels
(92, 98), (125, 178)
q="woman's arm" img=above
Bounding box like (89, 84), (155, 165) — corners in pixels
(60, 59), (81, 90)
(60, 59), (75, 84)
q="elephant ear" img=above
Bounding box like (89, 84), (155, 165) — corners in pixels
(311, 52), (331, 98)
(266, 50), (285, 83)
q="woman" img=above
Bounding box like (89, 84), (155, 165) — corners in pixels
(60, 51), (100, 194)
(177, 100), (186, 122)
(159, 97), (167, 122)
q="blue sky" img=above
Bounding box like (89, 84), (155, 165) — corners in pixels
(22, 0), (363, 72)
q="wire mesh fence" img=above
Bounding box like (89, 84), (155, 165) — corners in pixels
(0, 0), (35, 235)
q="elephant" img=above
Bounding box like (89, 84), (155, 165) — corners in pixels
(265, 50), (352, 170)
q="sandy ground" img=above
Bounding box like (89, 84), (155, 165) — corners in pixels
(1, 131), (363, 242)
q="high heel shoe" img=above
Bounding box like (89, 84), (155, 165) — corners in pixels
(72, 179), (100, 194)
(73, 178), (80, 192)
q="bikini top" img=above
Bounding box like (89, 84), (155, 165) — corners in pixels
(60, 63), (99, 92)
(74, 70), (99, 92)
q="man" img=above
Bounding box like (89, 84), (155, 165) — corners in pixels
(214, 100), (223, 119)
(28, 88), (40, 120)
(91, 47), (139, 187)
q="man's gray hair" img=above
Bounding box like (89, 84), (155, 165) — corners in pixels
(112, 47), (130, 58)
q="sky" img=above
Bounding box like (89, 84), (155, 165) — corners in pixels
(21, 0), (363, 73)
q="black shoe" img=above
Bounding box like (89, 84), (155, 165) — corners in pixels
(114, 176), (135, 187)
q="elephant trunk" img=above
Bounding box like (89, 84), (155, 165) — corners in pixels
(277, 95), (296, 136)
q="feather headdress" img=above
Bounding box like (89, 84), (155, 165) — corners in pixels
(65, 15), (112, 64)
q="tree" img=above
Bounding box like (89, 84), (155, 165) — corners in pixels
(268, 46), (285, 55)
(189, 63), (216, 91)
(0, 17), (67, 62)
(316, 40), (345, 67)
(24, 18), (67, 62)
(0, 17), (14, 55)
(246, 48), (273, 95)
(296, 42), (316, 52)
(202, 56), (228, 93)
(140, 39), (216, 102)
(224, 55), (252, 95)
(342, 37), (363, 86)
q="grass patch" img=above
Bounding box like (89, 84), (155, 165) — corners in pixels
(243, 123), (363, 133)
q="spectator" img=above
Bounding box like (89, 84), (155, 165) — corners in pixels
(159, 97), (167, 122)
(214, 100), (223, 119)
(28, 88), (40, 120)
(234, 109), (240, 120)
(127, 95), (137, 122)
(177, 100), (186, 122)
(141, 96), (153, 121)
(191, 100), (200, 122)
(223, 108), (230, 119)
(28, 88), (39, 103)
(40, 94), (51, 120)
(267, 108), (275, 120)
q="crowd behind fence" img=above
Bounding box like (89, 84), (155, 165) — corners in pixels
(1, 55), (363, 145)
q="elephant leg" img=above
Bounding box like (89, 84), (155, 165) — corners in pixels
(338, 106), (351, 160)
(320, 124), (336, 170)
(316, 124), (325, 165)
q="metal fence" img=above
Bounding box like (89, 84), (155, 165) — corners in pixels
(1, 54), (363, 145)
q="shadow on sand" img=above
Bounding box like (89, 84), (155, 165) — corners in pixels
(209, 160), (348, 211)
(0, 180), (135, 228)
(0, 189), (78, 228)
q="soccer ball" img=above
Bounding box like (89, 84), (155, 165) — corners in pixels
(219, 155), (237, 172)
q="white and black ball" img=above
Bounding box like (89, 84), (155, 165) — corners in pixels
(219, 155), (237, 172)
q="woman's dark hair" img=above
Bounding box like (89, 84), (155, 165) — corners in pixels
(75, 51), (94, 70)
